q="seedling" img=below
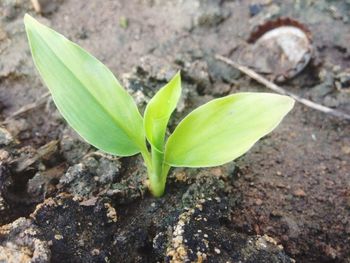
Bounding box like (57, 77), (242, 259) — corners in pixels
(24, 14), (294, 197)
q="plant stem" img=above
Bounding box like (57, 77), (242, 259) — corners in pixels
(140, 142), (171, 197)
(148, 147), (170, 197)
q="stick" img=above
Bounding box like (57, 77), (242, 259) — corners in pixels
(215, 54), (350, 121)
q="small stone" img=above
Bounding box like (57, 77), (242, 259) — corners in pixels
(293, 189), (306, 197)
(270, 210), (283, 218)
(255, 199), (263, 205)
(0, 127), (13, 146)
(0, 195), (7, 211)
(91, 248), (100, 256)
(54, 234), (63, 240)
(211, 168), (223, 177)
(214, 247), (221, 254)
(175, 171), (187, 182)
(104, 203), (118, 223)
(0, 150), (9, 161)
(249, 4), (263, 17)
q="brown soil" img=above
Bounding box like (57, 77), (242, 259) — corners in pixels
(0, 0), (349, 262)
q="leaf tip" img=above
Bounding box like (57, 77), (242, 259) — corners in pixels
(24, 13), (34, 25)
(285, 96), (295, 111)
(172, 70), (181, 85)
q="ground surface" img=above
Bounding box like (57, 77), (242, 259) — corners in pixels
(0, 0), (350, 262)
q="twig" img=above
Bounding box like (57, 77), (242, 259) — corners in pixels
(215, 54), (350, 121)
(1, 92), (50, 124)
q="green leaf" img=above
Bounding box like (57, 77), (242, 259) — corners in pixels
(24, 14), (145, 156)
(144, 72), (181, 151)
(165, 92), (294, 167)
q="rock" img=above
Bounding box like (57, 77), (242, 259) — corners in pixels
(0, 217), (51, 263)
(0, 127), (13, 146)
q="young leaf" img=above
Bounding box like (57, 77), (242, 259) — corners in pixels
(24, 14), (145, 156)
(144, 72), (181, 151)
(165, 92), (294, 167)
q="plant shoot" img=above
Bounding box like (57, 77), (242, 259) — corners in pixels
(24, 14), (294, 197)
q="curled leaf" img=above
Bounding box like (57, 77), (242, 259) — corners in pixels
(144, 72), (181, 151)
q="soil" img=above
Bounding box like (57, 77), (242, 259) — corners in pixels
(0, 0), (350, 262)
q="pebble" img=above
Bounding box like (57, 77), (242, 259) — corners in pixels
(293, 189), (306, 197)
(0, 195), (7, 211)
(54, 234), (63, 240)
(249, 4), (263, 17)
(0, 127), (13, 146)
(91, 248), (100, 256)
(0, 150), (9, 161)
(255, 198), (263, 205)
(270, 210), (283, 218)
(214, 247), (221, 254)
(104, 203), (118, 223)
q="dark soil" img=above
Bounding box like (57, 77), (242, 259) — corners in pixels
(0, 0), (350, 262)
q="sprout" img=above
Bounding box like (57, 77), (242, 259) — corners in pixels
(24, 14), (294, 197)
